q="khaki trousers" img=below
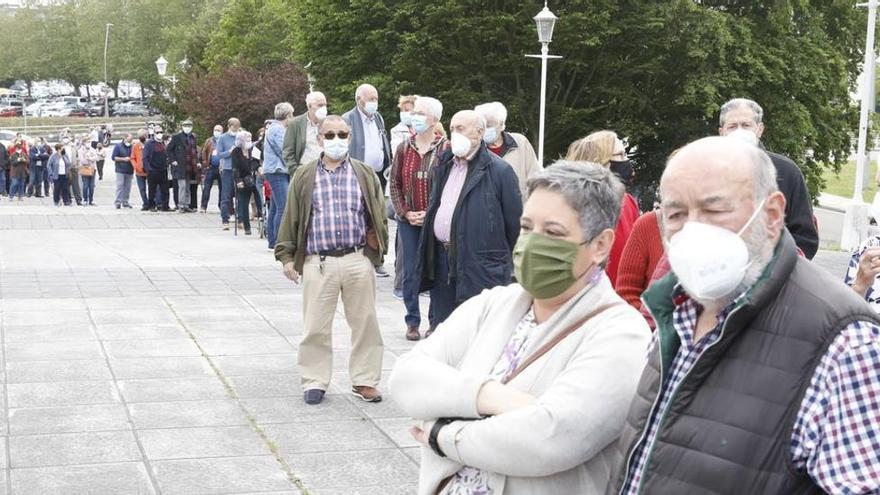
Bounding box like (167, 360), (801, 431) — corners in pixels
(299, 250), (383, 391)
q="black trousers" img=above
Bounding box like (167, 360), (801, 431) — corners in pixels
(147, 171), (169, 209)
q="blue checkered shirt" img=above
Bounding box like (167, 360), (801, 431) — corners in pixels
(621, 293), (880, 494)
(306, 158), (366, 255)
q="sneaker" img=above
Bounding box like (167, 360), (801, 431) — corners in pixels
(123, 203), (132, 209)
(351, 386), (382, 403)
(406, 326), (421, 341)
(374, 266), (390, 278)
(141, 206), (150, 211)
(222, 223), (230, 231)
(392, 289), (404, 301)
(303, 389), (325, 405)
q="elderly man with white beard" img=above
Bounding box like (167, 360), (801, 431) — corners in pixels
(608, 137), (880, 495)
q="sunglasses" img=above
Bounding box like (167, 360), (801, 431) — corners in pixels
(322, 131), (349, 140)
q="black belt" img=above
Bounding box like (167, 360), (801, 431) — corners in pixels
(437, 240), (451, 250)
(318, 246), (362, 258)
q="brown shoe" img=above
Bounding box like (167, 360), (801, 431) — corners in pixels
(351, 385), (382, 403)
(406, 326), (421, 341)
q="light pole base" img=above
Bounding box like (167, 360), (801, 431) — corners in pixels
(841, 201), (870, 252)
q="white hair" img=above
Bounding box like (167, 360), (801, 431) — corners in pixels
(305, 91), (325, 106)
(720, 98), (764, 126)
(355, 84), (377, 100)
(474, 101), (508, 126)
(235, 130), (252, 149)
(415, 96), (443, 121)
(274, 102), (294, 120)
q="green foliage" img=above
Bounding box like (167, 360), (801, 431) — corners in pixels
(289, 0), (865, 205)
(202, 0), (299, 71)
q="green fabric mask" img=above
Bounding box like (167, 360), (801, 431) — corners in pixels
(514, 232), (588, 299)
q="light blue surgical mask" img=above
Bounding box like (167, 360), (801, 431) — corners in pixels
(213, 131), (221, 139)
(323, 138), (349, 160)
(364, 101), (378, 115)
(483, 127), (499, 144)
(411, 115), (430, 135)
(400, 111), (412, 127)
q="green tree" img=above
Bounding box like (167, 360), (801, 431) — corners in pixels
(289, 0), (865, 203)
(202, 0), (299, 71)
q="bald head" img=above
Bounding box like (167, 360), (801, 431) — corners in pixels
(450, 110), (487, 158)
(659, 136), (785, 246)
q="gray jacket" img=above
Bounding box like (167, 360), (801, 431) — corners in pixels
(342, 106), (391, 173)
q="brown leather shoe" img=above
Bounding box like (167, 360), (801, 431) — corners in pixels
(351, 385), (382, 402)
(406, 326), (421, 341)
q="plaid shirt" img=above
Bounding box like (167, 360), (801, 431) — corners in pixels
(306, 158), (366, 255)
(622, 293), (880, 494)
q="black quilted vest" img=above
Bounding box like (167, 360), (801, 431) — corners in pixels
(607, 232), (880, 494)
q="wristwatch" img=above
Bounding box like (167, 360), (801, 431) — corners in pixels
(428, 418), (457, 458)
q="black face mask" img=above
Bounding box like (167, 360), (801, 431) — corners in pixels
(609, 159), (634, 185)
(139, 137), (146, 143)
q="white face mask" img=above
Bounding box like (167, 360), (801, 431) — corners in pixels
(483, 127), (499, 144)
(667, 199), (766, 302)
(726, 128), (759, 146)
(315, 106), (328, 120)
(155, 133), (163, 140)
(213, 131), (222, 138)
(182, 126), (193, 134)
(323, 137), (349, 160)
(450, 132), (473, 158)
(364, 101), (378, 115)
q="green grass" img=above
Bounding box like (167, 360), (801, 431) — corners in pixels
(821, 160), (878, 198)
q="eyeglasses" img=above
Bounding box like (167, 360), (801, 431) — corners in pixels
(322, 131), (349, 140)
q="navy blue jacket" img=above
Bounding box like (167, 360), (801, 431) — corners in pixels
(112, 142), (133, 174)
(142, 139), (168, 175)
(417, 142), (523, 304)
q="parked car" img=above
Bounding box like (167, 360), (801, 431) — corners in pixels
(0, 130), (35, 148)
(0, 106), (23, 117)
(39, 102), (72, 117)
(113, 102), (150, 117)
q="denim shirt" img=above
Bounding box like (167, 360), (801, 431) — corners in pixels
(217, 132), (237, 171)
(262, 120), (287, 174)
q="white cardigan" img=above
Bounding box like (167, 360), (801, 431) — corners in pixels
(389, 277), (651, 495)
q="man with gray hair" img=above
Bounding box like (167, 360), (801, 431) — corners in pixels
(344, 83), (393, 277)
(166, 119), (199, 213)
(264, 102), (295, 250)
(416, 110), (522, 335)
(609, 136), (880, 495)
(283, 91), (327, 172)
(718, 97), (818, 258)
(474, 101), (541, 198)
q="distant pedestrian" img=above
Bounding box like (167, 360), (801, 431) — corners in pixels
(264, 102), (294, 249)
(200, 125), (223, 213)
(112, 133), (134, 209)
(275, 115), (388, 406)
(474, 101), (541, 199)
(217, 118), (241, 230)
(7, 138), (29, 200)
(143, 126), (170, 211)
(77, 135), (98, 205)
(167, 119), (200, 213)
(0, 138), (7, 199)
(47, 143), (71, 206)
(232, 130), (260, 235)
(95, 142), (105, 180)
(132, 129), (149, 210)
(61, 135), (82, 205)
(28, 138), (51, 198)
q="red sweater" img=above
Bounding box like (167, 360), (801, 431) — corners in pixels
(616, 210), (664, 310)
(606, 193), (641, 288)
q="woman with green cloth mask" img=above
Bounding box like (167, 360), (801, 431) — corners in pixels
(390, 161), (651, 495)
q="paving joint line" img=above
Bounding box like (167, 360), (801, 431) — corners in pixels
(161, 296), (310, 495)
(2, 307), (13, 493)
(84, 305), (165, 495)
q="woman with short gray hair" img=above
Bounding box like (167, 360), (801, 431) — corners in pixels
(390, 161), (651, 495)
(264, 103), (295, 249)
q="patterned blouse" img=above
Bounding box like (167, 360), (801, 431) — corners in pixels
(844, 235), (880, 313)
(444, 309), (538, 495)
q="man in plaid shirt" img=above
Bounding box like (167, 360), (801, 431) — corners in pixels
(609, 137), (880, 494)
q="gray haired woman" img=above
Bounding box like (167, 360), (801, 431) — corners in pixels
(390, 161), (651, 494)
(232, 130), (259, 235)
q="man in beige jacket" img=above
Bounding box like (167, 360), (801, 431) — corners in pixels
(475, 101), (541, 198)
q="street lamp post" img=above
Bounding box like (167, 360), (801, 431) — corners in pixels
(526, 2), (561, 169)
(842, 1), (878, 251)
(103, 23), (113, 118)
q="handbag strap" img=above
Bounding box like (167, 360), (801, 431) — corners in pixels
(501, 302), (623, 385)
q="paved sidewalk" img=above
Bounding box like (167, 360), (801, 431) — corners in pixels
(0, 165), (421, 495)
(0, 164), (854, 494)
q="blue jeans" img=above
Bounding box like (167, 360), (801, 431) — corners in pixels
(265, 172), (289, 247)
(429, 242), (458, 327)
(136, 175), (148, 207)
(201, 167), (221, 210)
(220, 169), (234, 223)
(28, 166), (45, 196)
(398, 221), (423, 328)
(9, 177), (25, 198)
(81, 175), (95, 204)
